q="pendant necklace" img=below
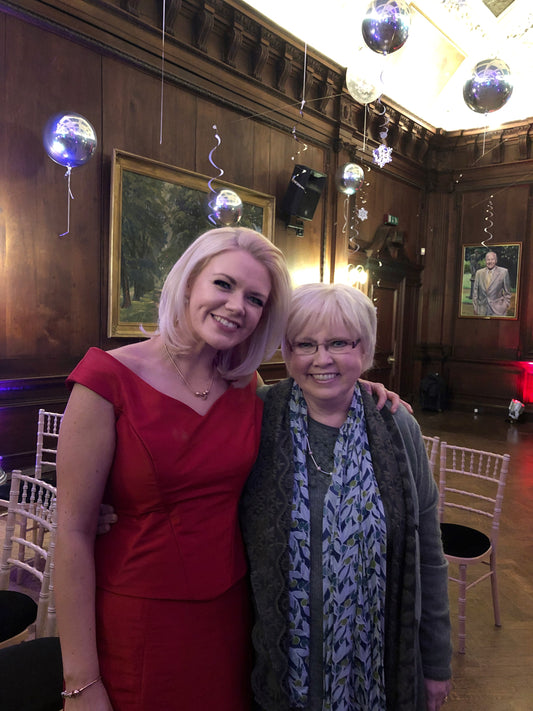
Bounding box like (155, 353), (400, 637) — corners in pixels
(164, 343), (215, 400)
(305, 434), (334, 476)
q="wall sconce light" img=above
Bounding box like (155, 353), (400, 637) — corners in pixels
(347, 264), (368, 286)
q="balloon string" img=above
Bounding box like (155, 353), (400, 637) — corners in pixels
(208, 125), (224, 225)
(290, 43), (308, 164)
(300, 43), (307, 114)
(59, 167), (73, 238)
(363, 105), (368, 153)
(481, 195), (494, 247)
(482, 123), (486, 157)
(160, 0), (166, 145)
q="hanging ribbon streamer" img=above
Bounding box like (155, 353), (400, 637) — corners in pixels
(290, 43), (309, 173)
(349, 165), (371, 251)
(373, 97), (393, 168)
(348, 197), (361, 252)
(207, 125), (225, 225)
(160, 0), (166, 144)
(342, 194), (349, 236)
(59, 168), (74, 238)
(481, 194), (494, 247)
(348, 189), (360, 252)
(357, 165), (371, 223)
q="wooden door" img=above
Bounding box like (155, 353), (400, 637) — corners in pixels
(369, 273), (405, 392)
(365, 258), (422, 399)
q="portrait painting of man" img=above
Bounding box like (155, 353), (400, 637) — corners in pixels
(459, 244), (521, 319)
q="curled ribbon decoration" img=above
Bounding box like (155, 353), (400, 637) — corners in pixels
(342, 194), (349, 236)
(59, 167), (74, 238)
(372, 98), (393, 168)
(348, 193), (360, 252)
(348, 228), (360, 252)
(207, 125), (224, 225)
(377, 98), (390, 142)
(481, 195), (494, 247)
(290, 124), (308, 165)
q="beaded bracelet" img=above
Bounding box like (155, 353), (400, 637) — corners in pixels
(61, 675), (102, 699)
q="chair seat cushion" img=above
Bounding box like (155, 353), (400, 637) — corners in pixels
(0, 590), (38, 641)
(440, 522), (491, 559)
(0, 636), (63, 711)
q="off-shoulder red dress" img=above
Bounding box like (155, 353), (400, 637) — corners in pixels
(66, 348), (263, 710)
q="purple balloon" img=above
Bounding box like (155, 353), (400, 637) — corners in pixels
(43, 112), (97, 168)
(463, 58), (513, 114)
(361, 0), (411, 56)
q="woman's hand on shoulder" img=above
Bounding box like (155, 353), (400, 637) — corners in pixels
(424, 677), (451, 711)
(96, 504), (118, 534)
(358, 379), (413, 414)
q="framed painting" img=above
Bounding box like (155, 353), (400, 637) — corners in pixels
(459, 243), (521, 319)
(108, 150), (275, 337)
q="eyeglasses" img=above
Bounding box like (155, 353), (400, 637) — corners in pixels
(289, 338), (361, 356)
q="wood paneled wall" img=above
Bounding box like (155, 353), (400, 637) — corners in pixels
(0, 0), (532, 469)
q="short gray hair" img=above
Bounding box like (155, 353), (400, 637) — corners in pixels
(281, 283), (377, 372)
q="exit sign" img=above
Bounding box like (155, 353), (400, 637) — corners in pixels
(384, 214), (399, 225)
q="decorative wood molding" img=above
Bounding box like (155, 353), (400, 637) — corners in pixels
(194, 0), (216, 52)
(225, 9), (243, 67)
(165, 0), (182, 34)
(252, 25), (270, 80)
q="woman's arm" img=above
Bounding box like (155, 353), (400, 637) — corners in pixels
(359, 378), (413, 414)
(55, 384), (116, 710)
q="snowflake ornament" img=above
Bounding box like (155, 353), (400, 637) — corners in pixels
(357, 207), (368, 221)
(373, 144), (393, 168)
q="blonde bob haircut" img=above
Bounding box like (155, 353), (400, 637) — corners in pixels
(281, 282), (377, 373)
(158, 227), (292, 379)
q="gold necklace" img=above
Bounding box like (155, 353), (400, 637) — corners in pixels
(164, 343), (215, 400)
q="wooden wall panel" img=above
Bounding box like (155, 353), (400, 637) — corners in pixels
(2, 14), (102, 366)
(419, 176), (532, 411)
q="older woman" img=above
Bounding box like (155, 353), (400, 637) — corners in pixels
(240, 283), (452, 711)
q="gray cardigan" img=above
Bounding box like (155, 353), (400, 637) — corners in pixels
(241, 379), (452, 711)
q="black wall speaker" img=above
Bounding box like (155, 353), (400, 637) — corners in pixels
(281, 165), (327, 222)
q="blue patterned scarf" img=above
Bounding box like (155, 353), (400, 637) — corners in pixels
(288, 382), (387, 710)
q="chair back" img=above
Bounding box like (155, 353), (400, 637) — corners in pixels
(0, 471), (58, 638)
(422, 434), (440, 477)
(438, 442), (510, 547)
(35, 409), (64, 480)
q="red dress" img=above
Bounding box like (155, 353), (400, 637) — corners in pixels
(67, 348), (263, 710)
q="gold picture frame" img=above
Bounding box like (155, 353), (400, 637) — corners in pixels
(108, 150), (275, 337)
(459, 243), (521, 319)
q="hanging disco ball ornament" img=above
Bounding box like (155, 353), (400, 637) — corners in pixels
(361, 0), (411, 56)
(43, 112), (97, 168)
(463, 58), (513, 114)
(210, 189), (243, 226)
(335, 163), (365, 195)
